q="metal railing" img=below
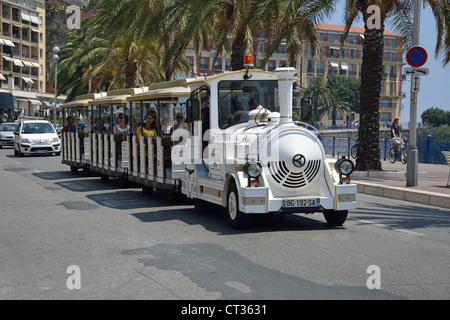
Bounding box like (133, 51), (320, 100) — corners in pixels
(318, 135), (450, 164)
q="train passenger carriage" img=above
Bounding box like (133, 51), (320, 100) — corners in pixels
(61, 64), (357, 229)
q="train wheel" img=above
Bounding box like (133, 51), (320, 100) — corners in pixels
(323, 210), (348, 226)
(226, 182), (248, 229)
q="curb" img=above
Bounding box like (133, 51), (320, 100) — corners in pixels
(355, 181), (450, 209)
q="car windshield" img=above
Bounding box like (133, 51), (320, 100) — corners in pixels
(22, 123), (55, 134)
(0, 123), (18, 131)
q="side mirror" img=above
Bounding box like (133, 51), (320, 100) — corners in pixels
(13, 131), (18, 135)
(185, 98), (200, 123)
(301, 98), (312, 121)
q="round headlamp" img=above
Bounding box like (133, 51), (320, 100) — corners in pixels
(335, 158), (354, 175)
(245, 162), (262, 178)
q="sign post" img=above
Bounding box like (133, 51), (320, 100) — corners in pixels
(405, 0), (425, 187)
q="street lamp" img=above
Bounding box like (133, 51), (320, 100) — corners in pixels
(52, 46), (60, 125)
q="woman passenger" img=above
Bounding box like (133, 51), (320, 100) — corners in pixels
(113, 113), (130, 135)
(136, 113), (158, 141)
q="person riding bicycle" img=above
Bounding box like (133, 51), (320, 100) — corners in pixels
(390, 118), (402, 152)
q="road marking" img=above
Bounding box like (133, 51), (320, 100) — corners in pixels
(34, 169), (40, 173)
(350, 218), (426, 236)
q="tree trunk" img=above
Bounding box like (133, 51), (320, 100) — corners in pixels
(125, 61), (137, 88)
(230, 26), (246, 71)
(356, 23), (384, 171)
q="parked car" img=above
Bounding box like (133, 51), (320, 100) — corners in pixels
(13, 120), (61, 156)
(0, 122), (19, 148)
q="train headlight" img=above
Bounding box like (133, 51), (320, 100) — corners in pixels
(335, 158), (354, 176)
(245, 162), (262, 178)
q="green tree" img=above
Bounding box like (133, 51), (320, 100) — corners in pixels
(318, 88), (353, 127)
(421, 107), (449, 127)
(301, 77), (331, 122)
(325, 74), (360, 113)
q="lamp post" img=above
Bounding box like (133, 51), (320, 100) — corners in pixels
(52, 46), (60, 125)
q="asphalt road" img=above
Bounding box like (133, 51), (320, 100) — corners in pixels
(0, 147), (449, 302)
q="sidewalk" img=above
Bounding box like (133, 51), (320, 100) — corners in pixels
(350, 159), (450, 209)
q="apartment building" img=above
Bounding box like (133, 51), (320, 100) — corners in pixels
(1, 0), (46, 90)
(184, 23), (405, 125)
(1, 0), (50, 117)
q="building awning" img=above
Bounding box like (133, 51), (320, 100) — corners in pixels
(2, 39), (15, 47)
(30, 62), (40, 68)
(330, 46), (341, 50)
(29, 12), (39, 25)
(28, 99), (41, 105)
(31, 28), (40, 33)
(22, 77), (34, 84)
(340, 62), (349, 70)
(21, 10), (31, 22)
(0, 39), (4, 45)
(0, 73), (6, 81)
(13, 59), (24, 67)
(329, 61), (339, 68)
(22, 61), (34, 67)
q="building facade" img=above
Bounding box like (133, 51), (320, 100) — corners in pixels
(184, 23), (405, 126)
(1, 0), (49, 117)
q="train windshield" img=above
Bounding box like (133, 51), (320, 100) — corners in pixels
(0, 91), (14, 123)
(218, 80), (278, 129)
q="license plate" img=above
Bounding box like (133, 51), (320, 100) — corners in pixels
(36, 150), (48, 153)
(283, 198), (320, 208)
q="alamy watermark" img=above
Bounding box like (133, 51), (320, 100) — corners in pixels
(366, 265), (381, 290)
(66, 265), (81, 289)
(66, 5), (81, 30)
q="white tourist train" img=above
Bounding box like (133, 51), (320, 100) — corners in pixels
(61, 60), (356, 228)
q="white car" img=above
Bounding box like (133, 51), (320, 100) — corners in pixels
(14, 120), (61, 156)
(0, 122), (19, 148)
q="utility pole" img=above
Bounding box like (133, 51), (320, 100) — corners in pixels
(406, 0), (421, 187)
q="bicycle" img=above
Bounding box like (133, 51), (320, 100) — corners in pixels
(389, 139), (407, 164)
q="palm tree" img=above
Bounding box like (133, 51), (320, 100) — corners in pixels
(318, 88), (352, 127)
(301, 77), (331, 123)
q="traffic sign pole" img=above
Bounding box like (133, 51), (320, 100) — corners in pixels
(406, 0), (421, 187)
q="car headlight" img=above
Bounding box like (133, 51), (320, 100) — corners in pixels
(0, 134), (5, 139)
(334, 158), (354, 175)
(245, 162), (262, 178)
(52, 137), (60, 143)
(20, 138), (31, 144)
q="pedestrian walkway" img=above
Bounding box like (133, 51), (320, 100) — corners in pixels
(350, 159), (450, 209)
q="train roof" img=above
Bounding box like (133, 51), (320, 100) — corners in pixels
(62, 68), (280, 108)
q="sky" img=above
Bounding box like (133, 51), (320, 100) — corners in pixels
(324, 2), (450, 126)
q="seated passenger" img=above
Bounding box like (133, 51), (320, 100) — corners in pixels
(136, 113), (157, 141)
(173, 113), (188, 131)
(68, 118), (87, 134)
(62, 116), (74, 133)
(113, 113), (130, 135)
